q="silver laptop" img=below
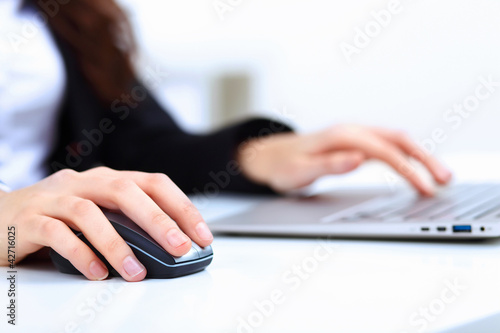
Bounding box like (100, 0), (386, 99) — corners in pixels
(440, 312), (500, 332)
(209, 183), (500, 239)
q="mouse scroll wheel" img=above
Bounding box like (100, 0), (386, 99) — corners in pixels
(171, 246), (199, 263)
(191, 243), (213, 258)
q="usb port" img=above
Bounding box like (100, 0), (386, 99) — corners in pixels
(452, 225), (472, 233)
(437, 227), (447, 232)
(421, 227), (430, 232)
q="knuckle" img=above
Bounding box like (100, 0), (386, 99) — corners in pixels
(105, 236), (125, 254)
(93, 166), (112, 174)
(411, 148), (428, 160)
(51, 169), (79, 184)
(69, 198), (96, 216)
(399, 161), (416, 175)
(382, 150), (400, 164)
(39, 218), (61, 240)
(110, 178), (135, 192)
(68, 244), (82, 260)
(180, 200), (199, 218)
(148, 173), (171, 185)
(150, 211), (171, 227)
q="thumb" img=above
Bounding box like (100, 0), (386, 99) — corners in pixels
(313, 151), (365, 176)
(271, 151), (365, 192)
(291, 151), (365, 190)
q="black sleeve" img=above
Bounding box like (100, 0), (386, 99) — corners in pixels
(49, 34), (293, 194)
(98, 81), (293, 194)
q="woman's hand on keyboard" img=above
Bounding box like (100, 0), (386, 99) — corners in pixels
(237, 124), (452, 195)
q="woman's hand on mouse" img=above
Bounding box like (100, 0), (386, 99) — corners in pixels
(0, 167), (212, 282)
(237, 124), (452, 195)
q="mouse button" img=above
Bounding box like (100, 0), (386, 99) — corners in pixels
(104, 211), (158, 245)
(172, 246), (200, 263)
(191, 243), (213, 258)
(108, 223), (180, 266)
(102, 214), (177, 265)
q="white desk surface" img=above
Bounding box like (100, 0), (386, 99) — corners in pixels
(2, 153), (500, 333)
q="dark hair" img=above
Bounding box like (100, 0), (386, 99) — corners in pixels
(34, 0), (136, 103)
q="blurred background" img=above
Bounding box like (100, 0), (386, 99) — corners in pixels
(118, 0), (500, 159)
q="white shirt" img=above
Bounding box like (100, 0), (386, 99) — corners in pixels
(0, 0), (66, 190)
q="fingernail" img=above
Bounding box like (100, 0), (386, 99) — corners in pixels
(439, 169), (452, 182)
(90, 260), (109, 281)
(166, 229), (189, 248)
(123, 256), (145, 278)
(195, 222), (213, 241)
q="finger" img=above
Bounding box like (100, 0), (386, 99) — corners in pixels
(82, 167), (212, 248)
(30, 215), (109, 281)
(363, 139), (436, 196)
(314, 129), (436, 195)
(116, 171), (213, 248)
(370, 128), (452, 184)
(77, 176), (193, 257)
(44, 196), (147, 282)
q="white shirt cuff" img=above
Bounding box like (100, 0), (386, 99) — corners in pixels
(0, 180), (11, 193)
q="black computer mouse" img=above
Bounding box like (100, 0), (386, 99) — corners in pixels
(50, 210), (213, 279)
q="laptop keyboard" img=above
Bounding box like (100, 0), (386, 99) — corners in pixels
(327, 184), (500, 223)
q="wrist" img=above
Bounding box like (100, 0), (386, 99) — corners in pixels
(236, 138), (271, 186)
